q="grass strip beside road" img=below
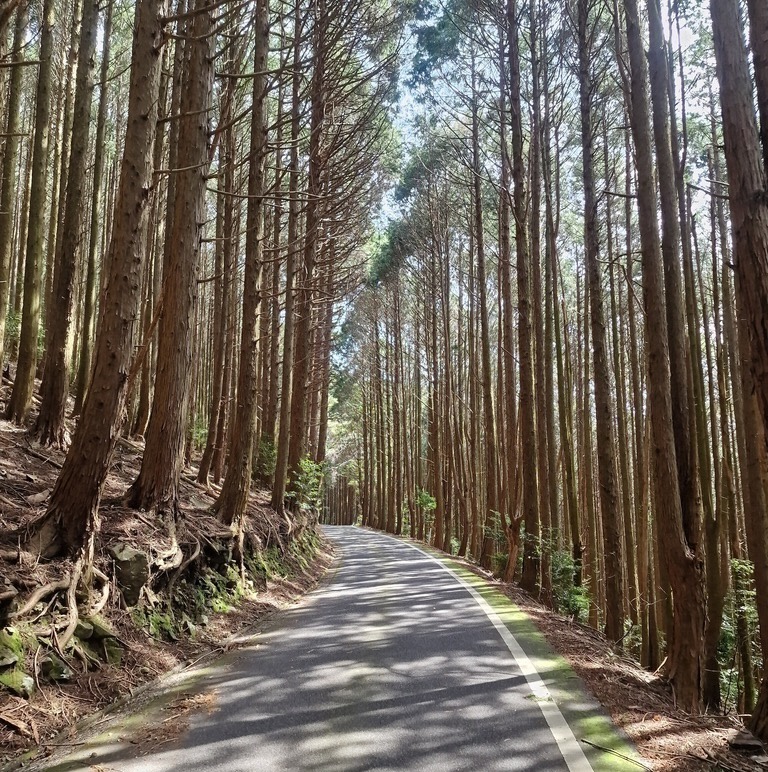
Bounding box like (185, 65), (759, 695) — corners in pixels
(419, 545), (646, 772)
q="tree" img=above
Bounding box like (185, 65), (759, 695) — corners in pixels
(27, 0), (170, 557)
(623, 0), (705, 711)
(5, 0), (55, 425)
(710, 0), (768, 739)
(0, 4), (27, 362)
(215, 0), (269, 529)
(125, 0), (214, 516)
(576, 0), (624, 642)
(35, 0), (99, 446)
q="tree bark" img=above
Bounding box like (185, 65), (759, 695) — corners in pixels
(710, 0), (768, 737)
(508, 0), (539, 595)
(5, 0), (55, 424)
(577, 0), (624, 642)
(746, 0), (768, 172)
(623, 0), (705, 711)
(72, 0), (113, 417)
(126, 0), (213, 514)
(26, 0), (168, 557)
(0, 4), (27, 362)
(215, 0), (269, 528)
(35, 0), (99, 446)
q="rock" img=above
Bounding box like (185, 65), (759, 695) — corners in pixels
(0, 650), (18, 668)
(0, 627), (23, 656)
(109, 543), (149, 607)
(39, 653), (72, 682)
(74, 619), (94, 640)
(75, 638), (103, 668)
(83, 614), (116, 640)
(728, 729), (765, 753)
(102, 638), (121, 666)
(0, 626), (23, 667)
(25, 488), (51, 506)
(0, 666), (34, 698)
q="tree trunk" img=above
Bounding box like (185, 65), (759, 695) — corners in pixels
(5, 0), (55, 424)
(215, 0), (268, 528)
(72, 0), (113, 416)
(0, 4), (27, 362)
(26, 0), (168, 557)
(746, 0), (768, 172)
(35, 0), (99, 446)
(508, 0), (539, 595)
(286, 0), (326, 491)
(271, 0), (302, 513)
(623, 0), (705, 711)
(577, 0), (624, 642)
(126, 0), (213, 514)
(710, 0), (768, 737)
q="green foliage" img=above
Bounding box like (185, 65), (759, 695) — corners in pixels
(191, 414), (208, 451)
(551, 550), (590, 622)
(133, 564), (250, 641)
(288, 457), (326, 513)
(367, 220), (409, 285)
(731, 558), (758, 630)
(716, 558), (760, 711)
(409, 0), (466, 89)
(255, 435), (277, 481)
(3, 311), (20, 355)
(417, 487), (436, 512)
(245, 546), (289, 581)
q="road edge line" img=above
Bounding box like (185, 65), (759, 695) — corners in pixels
(390, 534), (648, 772)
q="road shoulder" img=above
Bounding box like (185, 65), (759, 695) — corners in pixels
(404, 539), (646, 772)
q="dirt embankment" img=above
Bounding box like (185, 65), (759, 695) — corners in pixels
(0, 389), (332, 770)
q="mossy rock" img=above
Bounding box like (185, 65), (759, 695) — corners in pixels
(83, 614), (116, 640)
(0, 626), (23, 657)
(0, 648), (18, 668)
(74, 619), (94, 640)
(102, 638), (122, 666)
(0, 665), (34, 697)
(39, 653), (73, 682)
(109, 542), (150, 607)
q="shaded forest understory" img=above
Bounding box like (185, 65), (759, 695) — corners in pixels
(0, 383), (330, 767)
(1, 0), (768, 765)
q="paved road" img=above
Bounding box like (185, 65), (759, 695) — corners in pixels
(51, 527), (596, 771)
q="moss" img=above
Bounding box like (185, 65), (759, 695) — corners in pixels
(0, 626), (36, 697)
(0, 665), (34, 697)
(132, 527), (321, 642)
(0, 626), (24, 658)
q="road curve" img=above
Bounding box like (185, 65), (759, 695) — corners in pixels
(49, 526), (605, 772)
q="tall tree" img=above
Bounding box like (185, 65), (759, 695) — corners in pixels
(577, 0), (624, 642)
(5, 0), (55, 424)
(0, 3), (27, 361)
(215, 0), (269, 528)
(126, 0), (214, 515)
(623, 0), (705, 710)
(35, 0), (99, 446)
(27, 0), (169, 556)
(710, 0), (768, 739)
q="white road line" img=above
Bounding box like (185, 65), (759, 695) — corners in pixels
(392, 536), (594, 772)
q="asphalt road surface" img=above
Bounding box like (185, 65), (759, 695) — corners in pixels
(50, 526), (600, 772)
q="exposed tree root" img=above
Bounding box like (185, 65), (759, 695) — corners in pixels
(7, 576), (70, 619)
(56, 561), (83, 651)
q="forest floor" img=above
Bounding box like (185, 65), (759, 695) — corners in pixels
(0, 376), (334, 770)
